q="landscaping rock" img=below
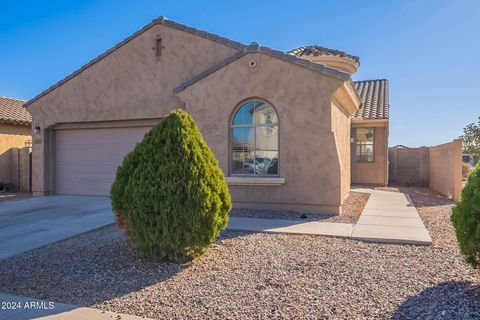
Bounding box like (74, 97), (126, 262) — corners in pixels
(0, 187), (479, 319)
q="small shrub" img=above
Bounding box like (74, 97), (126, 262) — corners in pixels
(451, 163), (480, 267)
(111, 109), (231, 262)
(462, 163), (472, 180)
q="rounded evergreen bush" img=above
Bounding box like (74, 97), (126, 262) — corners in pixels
(111, 109), (231, 262)
(451, 163), (480, 268)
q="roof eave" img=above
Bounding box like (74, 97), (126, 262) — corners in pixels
(333, 82), (361, 115)
(0, 119), (32, 126)
(351, 118), (389, 123)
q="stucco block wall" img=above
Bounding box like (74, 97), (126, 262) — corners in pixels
(429, 139), (462, 201)
(387, 140), (462, 201)
(0, 124), (31, 184)
(351, 122), (388, 185)
(28, 24), (237, 195)
(389, 147), (429, 186)
(10, 147), (31, 191)
(179, 52), (346, 214)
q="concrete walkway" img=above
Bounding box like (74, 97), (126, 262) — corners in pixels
(351, 188), (432, 245)
(228, 188), (432, 245)
(0, 196), (113, 261)
(229, 217), (354, 238)
(0, 293), (150, 319)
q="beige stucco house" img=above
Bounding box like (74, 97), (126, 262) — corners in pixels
(25, 17), (389, 215)
(0, 96), (32, 185)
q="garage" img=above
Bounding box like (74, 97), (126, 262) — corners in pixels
(55, 126), (151, 196)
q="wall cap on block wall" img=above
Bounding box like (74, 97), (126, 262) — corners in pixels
(225, 177), (285, 186)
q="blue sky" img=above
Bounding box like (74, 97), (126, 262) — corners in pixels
(1, 0), (479, 147)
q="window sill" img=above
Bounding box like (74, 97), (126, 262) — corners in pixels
(225, 176), (285, 186)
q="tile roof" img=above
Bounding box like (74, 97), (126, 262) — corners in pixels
(352, 79), (389, 120)
(26, 16), (351, 107)
(0, 96), (32, 126)
(288, 45), (360, 64)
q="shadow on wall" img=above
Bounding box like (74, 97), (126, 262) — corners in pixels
(392, 281), (480, 319)
(0, 147), (31, 191)
(0, 149), (12, 185)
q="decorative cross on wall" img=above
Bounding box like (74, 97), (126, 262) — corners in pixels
(152, 36), (164, 57)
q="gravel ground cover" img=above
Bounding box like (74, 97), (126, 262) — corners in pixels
(230, 191), (369, 224)
(0, 187), (479, 319)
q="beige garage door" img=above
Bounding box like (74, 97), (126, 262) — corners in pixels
(55, 126), (151, 196)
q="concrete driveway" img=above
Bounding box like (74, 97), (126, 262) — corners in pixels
(0, 196), (114, 260)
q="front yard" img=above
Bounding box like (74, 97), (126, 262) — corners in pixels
(0, 187), (479, 319)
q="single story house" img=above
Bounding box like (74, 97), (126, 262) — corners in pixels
(0, 96), (32, 185)
(25, 17), (389, 215)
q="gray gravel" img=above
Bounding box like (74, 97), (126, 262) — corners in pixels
(0, 187), (479, 319)
(230, 191), (369, 224)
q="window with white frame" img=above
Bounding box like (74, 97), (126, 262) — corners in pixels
(231, 100), (279, 175)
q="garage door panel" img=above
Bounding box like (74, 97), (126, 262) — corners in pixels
(55, 126), (151, 196)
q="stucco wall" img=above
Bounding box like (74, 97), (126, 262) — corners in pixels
(178, 52), (346, 214)
(331, 100), (351, 201)
(429, 139), (462, 201)
(0, 124), (31, 184)
(26, 23), (355, 213)
(351, 122), (388, 185)
(27, 24), (237, 195)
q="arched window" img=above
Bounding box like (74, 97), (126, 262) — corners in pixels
(231, 99), (278, 175)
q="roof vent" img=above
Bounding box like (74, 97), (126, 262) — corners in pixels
(246, 41), (261, 52)
(156, 16), (168, 23)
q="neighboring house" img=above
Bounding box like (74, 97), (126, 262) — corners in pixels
(0, 96), (32, 185)
(25, 17), (389, 215)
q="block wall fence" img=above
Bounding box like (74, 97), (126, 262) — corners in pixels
(388, 139), (462, 201)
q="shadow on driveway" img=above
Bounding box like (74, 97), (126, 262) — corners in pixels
(0, 196), (114, 260)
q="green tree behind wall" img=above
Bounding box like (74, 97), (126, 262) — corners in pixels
(460, 116), (480, 161)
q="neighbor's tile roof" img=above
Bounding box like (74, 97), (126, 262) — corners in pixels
(352, 79), (389, 119)
(288, 45), (360, 64)
(0, 96), (32, 125)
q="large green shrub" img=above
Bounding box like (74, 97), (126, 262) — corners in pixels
(452, 163), (480, 267)
(111, 109), (231, 262)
